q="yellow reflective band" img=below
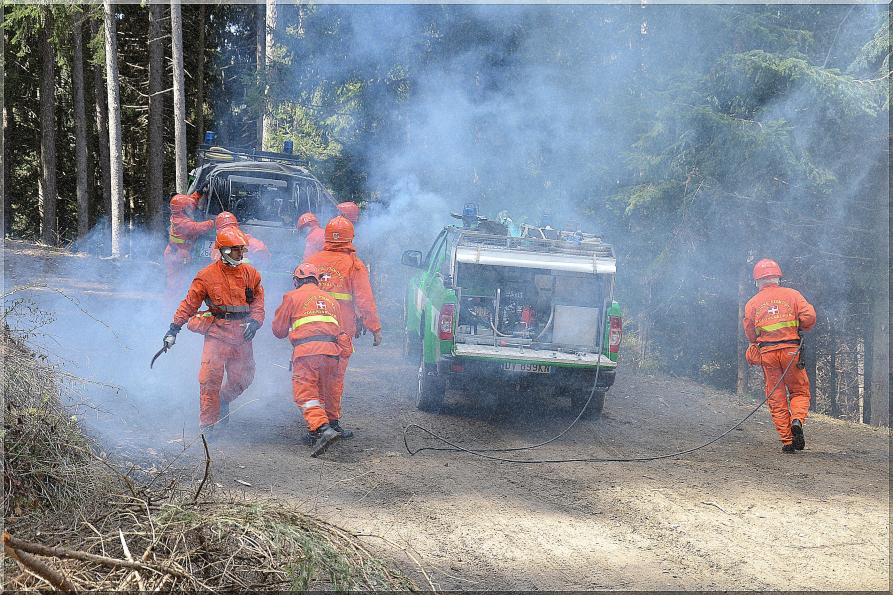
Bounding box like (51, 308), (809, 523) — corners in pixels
(758, 320), (799, 333)
(200, 312), (213, 318)
(331, 292), (352, 301)
(170, 236), (185, 244)
(291, 315), (339, 331)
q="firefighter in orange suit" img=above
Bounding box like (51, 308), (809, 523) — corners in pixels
(336, 201), (360, 224)
(164, 228), (265, 433)
(297, 213), (325, 259)
(272, 263), (351, 457)
(210, 212), (272, 268)
(305, 216), (381, 437)
(743, 258), (817, 453)
(163, 193), (214, 300)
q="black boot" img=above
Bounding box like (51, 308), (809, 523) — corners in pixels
(329, 419), (354, 439)
(781, 443), (797, 453)
(791, 419), (805, 450)
(310, 424), (341, 458)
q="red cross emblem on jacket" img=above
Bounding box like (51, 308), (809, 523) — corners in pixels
(316, 300), (327, 310)
(767, 305), (779, 315)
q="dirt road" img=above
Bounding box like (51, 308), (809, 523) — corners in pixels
(4, 243), (889, 590)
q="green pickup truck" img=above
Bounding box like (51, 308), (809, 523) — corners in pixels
(401, 225), (622, 419)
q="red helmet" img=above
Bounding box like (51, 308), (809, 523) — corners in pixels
(293, 262), (320, 281)
(297, 212), (319, 230)
(215, 211), (239, 230)
(325, 215), (355, 244)
(169, 193), (195, 215)
(336, 202), (360, 224)
(753, 258), (782, 281)
(216, 227), (249, 249)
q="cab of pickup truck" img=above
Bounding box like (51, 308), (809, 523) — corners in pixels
(402, 225), (622, 418)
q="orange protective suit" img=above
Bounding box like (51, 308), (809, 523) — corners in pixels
(172, 260), (265, 427)
(211, 234), (271, 268)
(743, 282), (816, 444)
(305, 242), (381, 412)
(303, 225), (325, 259)
(271, 284), (349, 430)
(163, 209), (214, 300)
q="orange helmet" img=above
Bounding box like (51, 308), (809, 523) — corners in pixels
(753, 258), (782, 281)
(336, 202), (360, 223)
(215, 211), (239, 230)
(297, 212), (319, 230)
(293, 262), (320, 281)
(325, 215), (355, 244)
(216, 227), (249, 249)
(169, 193), (195, 215)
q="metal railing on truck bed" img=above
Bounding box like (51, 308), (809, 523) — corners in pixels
(455, 230), (616, 275)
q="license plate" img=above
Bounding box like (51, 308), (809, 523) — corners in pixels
(501, 362), (552, 374)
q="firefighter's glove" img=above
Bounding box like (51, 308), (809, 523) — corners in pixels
(372, 330), (383, 347)
(242, 319), (261, 342)
(354, 317), (367, 339)
(164, 324), (181, 348)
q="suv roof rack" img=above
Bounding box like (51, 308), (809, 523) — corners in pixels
(197, 144), (309, 168)
(456, 228), (615, 259)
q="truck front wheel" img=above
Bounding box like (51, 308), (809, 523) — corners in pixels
(417, 361), (445, 412)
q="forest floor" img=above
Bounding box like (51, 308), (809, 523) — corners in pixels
(4, 240), (890, 591)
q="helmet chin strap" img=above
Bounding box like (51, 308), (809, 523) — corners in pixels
(221, 248), (244, 267)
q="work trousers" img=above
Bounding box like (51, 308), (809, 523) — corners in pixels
(292, 354), (339, 431)
(198, 336), (255, 427)
(760, 347), (810, 445)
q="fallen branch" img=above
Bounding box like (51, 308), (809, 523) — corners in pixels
(3, 532), (190, 579)
(4, 533), (77, 592)
(193, 434), (211, 503)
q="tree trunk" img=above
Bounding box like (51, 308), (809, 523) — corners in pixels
(828, 323), (840, 418)
(255, 2), (265, 149)
(170, 0), (188, 192)
(103, 0), (124, 256)
(865, 196), (890, 426)
(262, 0), (278, 149)
(39, 6), (58, 245)
(72, 10), (90, 239)
(1, 0), (7, 237)
(194, 3), (206, 146)
(735, 266), (748, 396)
(91, 17), (112, 226)
(147, 2), (165, 232)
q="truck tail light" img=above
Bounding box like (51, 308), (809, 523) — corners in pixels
(609, 315), (623, 353)
(438, 304), (456, 340)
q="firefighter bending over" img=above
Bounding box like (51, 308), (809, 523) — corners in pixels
(272, 263), (352, 457)
(164, 228), (265, 434)
(305, 216), (382, 438)
(163, 193), (214, 301)
(297, 213), (325, 259)
(743, 258), (816, 453)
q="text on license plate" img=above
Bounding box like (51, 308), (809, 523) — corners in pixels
(199, 241), (214, 258)
(501, 362), (552, 374)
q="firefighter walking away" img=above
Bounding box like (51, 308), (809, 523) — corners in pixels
(742, 258), (816, 453)
(272, 263), (352, 457)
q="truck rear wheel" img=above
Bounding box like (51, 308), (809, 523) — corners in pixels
(571, 389), (605, 420)
(417, 361), (445, 412)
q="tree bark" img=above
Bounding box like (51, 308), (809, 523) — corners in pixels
(170, 0), (188, 192)
(147, 2), (165, 232)
(103, 0), (124, 256)
(39, 6), (58, 245)
(72, 10), (90, 239)
(91, 18), (112, 225)
(194, 3), (206, 147)
(828, 323), (840, 418)
(255, 2), (265, 149)
(262, 0), (278, 150)
(1, 1), (7, 237)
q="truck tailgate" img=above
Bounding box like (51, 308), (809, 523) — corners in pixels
(454, 343), (617, 367)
